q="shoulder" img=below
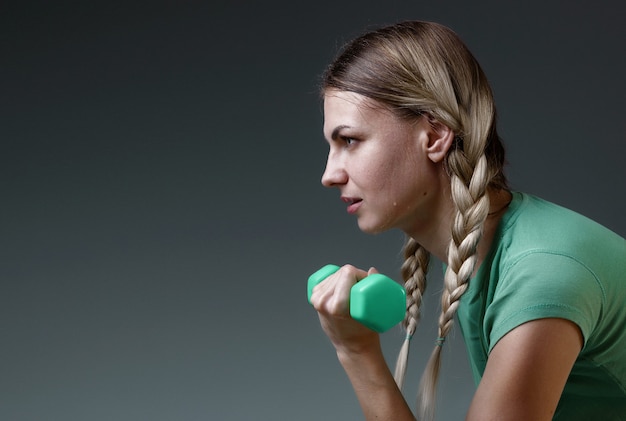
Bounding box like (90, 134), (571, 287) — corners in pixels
(481, 192), (625, 352)
(493, 192), (624, 296)
(500, 192), (624, 256)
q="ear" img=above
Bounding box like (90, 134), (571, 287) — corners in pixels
(425, 117), (455, 163)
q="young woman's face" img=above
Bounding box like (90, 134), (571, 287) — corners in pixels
(322, 90), (446, 235)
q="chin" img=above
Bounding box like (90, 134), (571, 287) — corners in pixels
(357, 219), (391, 235)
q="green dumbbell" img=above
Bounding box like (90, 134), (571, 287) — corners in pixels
(307, 264), (406, 333)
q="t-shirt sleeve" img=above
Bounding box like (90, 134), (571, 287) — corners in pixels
(484, 251), (605, 353)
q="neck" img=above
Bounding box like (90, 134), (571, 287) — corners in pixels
(403, 181), (455, 262)
(474, 188), (511, 274)
(405, 188), (512, 265)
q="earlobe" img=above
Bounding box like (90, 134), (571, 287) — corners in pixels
(426, 118), (455, 163)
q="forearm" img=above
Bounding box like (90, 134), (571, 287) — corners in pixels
(310, 265), (416, 420)
(337, 346), (416, 421)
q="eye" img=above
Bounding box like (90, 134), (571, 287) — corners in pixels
(340, 136), (357, 146)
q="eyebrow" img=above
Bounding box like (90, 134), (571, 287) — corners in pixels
(330, 125), (351, 141)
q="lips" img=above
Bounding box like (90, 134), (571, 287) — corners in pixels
(341, 196), (363, 214)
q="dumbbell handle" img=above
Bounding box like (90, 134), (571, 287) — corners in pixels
(307, 264), (406, 332)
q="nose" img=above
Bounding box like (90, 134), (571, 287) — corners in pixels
(321, 152), (348, 187)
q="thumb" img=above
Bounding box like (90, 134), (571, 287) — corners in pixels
(367, 267), (380, 276)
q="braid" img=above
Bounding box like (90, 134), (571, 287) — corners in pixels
(417, 145), (491, 421)
(394, 236), (430, 390)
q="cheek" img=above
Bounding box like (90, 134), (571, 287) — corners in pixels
(384, 158), (432, 205)
(350, 157), (388, 189)
(367, 165), (398, 194)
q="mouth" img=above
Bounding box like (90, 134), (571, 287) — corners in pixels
(341, 196), (363, 214)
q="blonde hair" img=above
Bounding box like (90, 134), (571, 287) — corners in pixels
(322, 21), (507, 420)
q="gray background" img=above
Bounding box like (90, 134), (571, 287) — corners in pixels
(1, 1), (624, 420)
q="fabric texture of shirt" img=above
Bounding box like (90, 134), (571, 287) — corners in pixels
(457, 192), (626, 420)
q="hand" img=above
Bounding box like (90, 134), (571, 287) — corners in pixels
(309, 264), (381, 355)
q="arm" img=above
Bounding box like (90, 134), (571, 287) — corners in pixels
(337, 340), (415, 420)
(467, 318), (583, 421)
(310, 265), (416, 421)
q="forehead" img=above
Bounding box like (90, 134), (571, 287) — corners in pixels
(323, 90), (390, 138)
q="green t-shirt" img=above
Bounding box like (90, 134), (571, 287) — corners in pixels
(457, 192), (626, 420)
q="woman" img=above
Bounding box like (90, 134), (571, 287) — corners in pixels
(309, 21), (626, 420)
